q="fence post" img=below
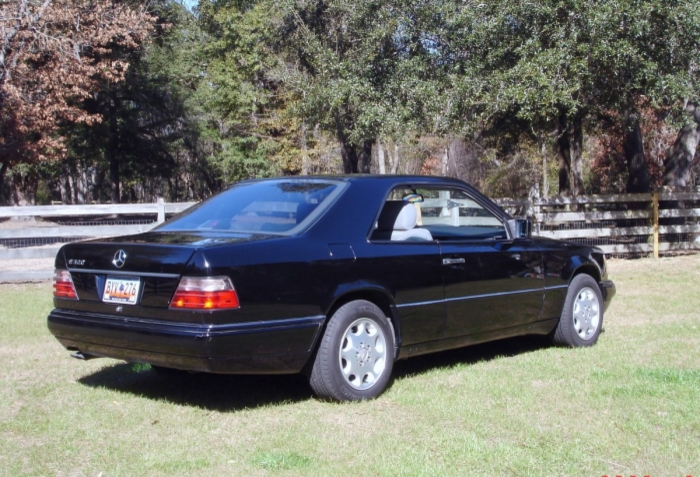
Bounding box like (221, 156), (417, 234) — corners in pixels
(524, 196), (532, 219)
(157, 197), (165, 224)
(532, 198), (541, 235)
(652, 192), (659, 259)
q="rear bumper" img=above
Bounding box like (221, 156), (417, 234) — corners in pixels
(599, 280), (616, 312)
(48, 309), (325, 374)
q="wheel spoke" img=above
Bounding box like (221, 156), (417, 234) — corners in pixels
(372, 356), (385, 375)
(357, 321), (376, 341)
(374, 334), (385, 354)
(341, 333), (359, 354)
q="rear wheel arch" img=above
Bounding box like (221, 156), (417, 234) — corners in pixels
(304, 289), (399, 377)
(324, 289), (400, 348)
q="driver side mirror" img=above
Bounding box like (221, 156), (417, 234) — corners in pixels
(506, 218), (532, 239)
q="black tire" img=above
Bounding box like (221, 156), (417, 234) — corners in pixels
(310, 300), (395, 402)
(552, 274), (604, 347)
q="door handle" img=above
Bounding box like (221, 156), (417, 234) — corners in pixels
(442, 258), (465, 265)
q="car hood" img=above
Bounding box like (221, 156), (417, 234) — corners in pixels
(532, 236), (604, 254)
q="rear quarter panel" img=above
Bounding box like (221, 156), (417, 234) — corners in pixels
(195, 179), (389, 325)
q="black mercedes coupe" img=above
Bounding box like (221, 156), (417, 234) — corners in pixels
(48, 175), (616, 401)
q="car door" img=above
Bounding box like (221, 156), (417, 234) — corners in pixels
(363, 241), (445, 345)
(418, 187), (545, 339)
(364, 194), (445, 346)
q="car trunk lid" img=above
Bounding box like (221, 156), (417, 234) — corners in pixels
(55, 231), (274, 316)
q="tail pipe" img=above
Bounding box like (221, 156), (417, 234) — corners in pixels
(70, 351), (99, 361)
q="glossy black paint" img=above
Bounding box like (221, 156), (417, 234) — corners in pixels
(48, 175), (616, 374)
(440, 239), (544, 337)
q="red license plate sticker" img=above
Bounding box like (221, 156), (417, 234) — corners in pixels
(103, 277), (141, 305)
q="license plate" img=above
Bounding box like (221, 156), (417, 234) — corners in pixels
(103, 277), (141, 305)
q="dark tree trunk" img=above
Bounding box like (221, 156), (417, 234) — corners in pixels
(108, 150), (120, 203)
(556, 111), (572, 196)
(623, 109), (650, 193)
(339, 138), (358, 173)
(571, 112), (585, 195)
(359, 139), (373, 173)
(0, 160), (9, 205)
(335, 119), (373, 173)
(336, 123), (358, 173)
(9, 169), (37, 205)
(663, 103), (700, 190)
(107, 93), (121, 203)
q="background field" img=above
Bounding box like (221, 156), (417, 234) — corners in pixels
(1, 256), (699, 477)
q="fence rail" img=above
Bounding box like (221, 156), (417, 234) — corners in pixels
(0, 199), (196, 280)
(494, 190), (700, 257)
(0, 199), (195, 219)
(1, 191), (699, 281)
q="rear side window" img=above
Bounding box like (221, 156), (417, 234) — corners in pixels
(158, 179), (347, 235)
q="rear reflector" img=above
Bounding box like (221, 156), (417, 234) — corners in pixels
(170, 276), (240, 310)
(53, 269), (78, 300)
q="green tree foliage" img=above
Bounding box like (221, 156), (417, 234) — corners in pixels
(267, 0), (447, 173)
(4, 0), (700, 203)
(196, 0), (304, 183)
(441, 0), (700, 194)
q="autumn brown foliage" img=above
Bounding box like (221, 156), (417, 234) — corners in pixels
(590, 99), (675, 194)
(0, 0), (154, 171)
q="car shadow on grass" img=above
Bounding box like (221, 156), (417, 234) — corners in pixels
(391, 334), (553, 381)
(78, 365), (315, 412)
(77, 334), (553, 411)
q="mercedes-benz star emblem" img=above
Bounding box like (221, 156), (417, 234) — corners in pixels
(112, 250), (127, 268)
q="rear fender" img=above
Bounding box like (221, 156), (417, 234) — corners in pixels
(322, 282), (401, 352)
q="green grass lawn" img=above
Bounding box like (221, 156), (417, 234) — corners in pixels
(1, 256), (699, 477)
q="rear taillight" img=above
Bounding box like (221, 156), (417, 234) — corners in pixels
(53, 269), (78, 300)
(170, 276), (239, 310)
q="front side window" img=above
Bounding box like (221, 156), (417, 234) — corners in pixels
(419, 188), (507, 240)
(158, 179), (347, 235)
(373, 187), (507, 241)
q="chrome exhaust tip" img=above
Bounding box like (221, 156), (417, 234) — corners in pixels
(70, 351), (98, 360)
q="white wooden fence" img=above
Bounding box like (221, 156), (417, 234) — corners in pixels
(0, 199), (196, 281)
(1, 192), (699, 281)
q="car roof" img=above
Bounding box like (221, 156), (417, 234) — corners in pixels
(234, 175), (509, 241)
(237, 174), (476, 193)
(240, 174), (466, 184)
(239, 174), (495, 207)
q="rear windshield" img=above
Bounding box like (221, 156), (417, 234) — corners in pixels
(158, 179), (347, 235)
